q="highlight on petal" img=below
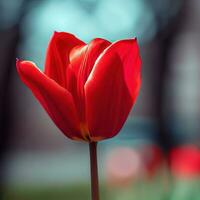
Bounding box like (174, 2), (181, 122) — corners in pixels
(69, 38), (111, 82)
(44, 32), (85, 87)
(16, 59), (82, 140)
(67, 38), (111, 123)
(85, 38), (141, 140)
(102, 38), (141, 100)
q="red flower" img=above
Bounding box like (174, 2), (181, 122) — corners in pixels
(16, 32), (141, 142)
(169, 145), (200, 178)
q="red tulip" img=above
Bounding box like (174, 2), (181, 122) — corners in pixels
(16, 32), (141, 142)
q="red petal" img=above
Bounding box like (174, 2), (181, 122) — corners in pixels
(67, 38), (111, 122)
(69, 38), (111, 81)
(44, 32), (85, 88)
(16, 60), (82, 140)
(85, 38), (141, 141)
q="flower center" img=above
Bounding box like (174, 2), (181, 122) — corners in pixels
(80, 122), (90, 141)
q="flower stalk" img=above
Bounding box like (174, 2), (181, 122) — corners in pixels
(89, 142), (99, 200)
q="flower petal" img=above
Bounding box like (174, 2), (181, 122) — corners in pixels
(44, 32), (85, 87)
(67, 38), (111, 122)
(69, 38), (111, 81)
(16, 60), (82, 140)
(85, 38), (141, 140)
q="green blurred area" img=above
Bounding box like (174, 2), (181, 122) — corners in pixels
(3, 177), (200, 200)
(3, 184), (91, 200)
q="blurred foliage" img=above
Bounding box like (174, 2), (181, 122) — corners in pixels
(3, 183), (91, 200)
(3, 176), (200, 200)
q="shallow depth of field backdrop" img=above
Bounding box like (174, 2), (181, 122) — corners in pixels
(0, 0), (200, 200)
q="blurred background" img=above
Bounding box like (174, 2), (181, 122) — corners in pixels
(0, 0), (200, 199)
